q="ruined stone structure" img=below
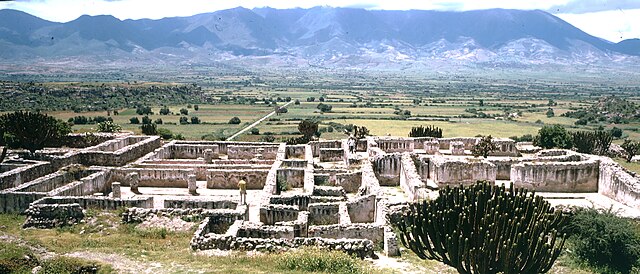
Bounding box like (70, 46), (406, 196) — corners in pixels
(2, 133), (640, 259)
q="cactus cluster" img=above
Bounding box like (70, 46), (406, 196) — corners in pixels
(395, 181), (567, 274)
(409, 125), (443, 138)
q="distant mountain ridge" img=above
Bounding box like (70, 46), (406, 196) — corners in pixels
(0, 7), (638, 68)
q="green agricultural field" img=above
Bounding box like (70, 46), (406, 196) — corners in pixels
(48, 103), (274, 140)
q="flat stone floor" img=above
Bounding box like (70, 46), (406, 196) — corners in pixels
(113, 178), (640, 223)
(118, 181), (264, 222)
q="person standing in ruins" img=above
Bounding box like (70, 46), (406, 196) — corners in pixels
(348, 136), (356, 154)
(238, 177), (247, 205)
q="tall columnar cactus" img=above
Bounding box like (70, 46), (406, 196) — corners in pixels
(409, 125), (443, 138)
(395, 181), (567, 274)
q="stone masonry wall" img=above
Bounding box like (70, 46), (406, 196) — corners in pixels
(308, 224), (384, 243)
(206, 169), (269, 189)
(372, 153), (401, 186)
(347, 194), (376, 223)
(598, 157), (640, 208)
(511, 158), (599, 192)
(430, 157), (496, 185)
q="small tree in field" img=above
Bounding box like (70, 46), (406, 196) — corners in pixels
(140, 123), (157, 135)
(351, 126), (370, 139)
(621, 139), (640, 162)
(471, 135), (497, 158)
(546, 108), (555, 117)
(298, 119), (319, 139)
(228, 117), (241, 124)
(611, 127), (623, 138)
(159, 106), (171, 115)
(0, 111), (71, 155)
(534, 124), (572, 149)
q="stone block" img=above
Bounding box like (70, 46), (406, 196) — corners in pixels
(424, 140), (440, 154)
(112, 182), (121, 198)
(450, 141), (465, 155)
(188, 174), (197, 195)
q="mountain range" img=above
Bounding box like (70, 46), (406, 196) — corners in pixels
(1, 7), (639, 69)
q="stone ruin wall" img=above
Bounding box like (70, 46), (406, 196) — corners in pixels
(359, 160), (381, 196)
(308, 203), (340, 225)
(511, 158), (600, 192)
(78, 136), (161, 166)
(277, 168), (306, 188)
(270, 195), (311, 211)
(400, 154), (433, 201)
(0, 161), (59, 190)
(309, 140), (342, 157)
(598, 157), (640, 208)
(164, 198), (239, 210)
(49, 168), (112, 197)
(429, 157), (496, 185)
(206, 169), (269, 189)
(438, 137), (479, 150)
(170, 143), (219, 159)
(308, 224), (384, 243)
(227, 145), (279, 160)
(372, 153), (401, 186)
(319, 148), (345, 162)
(7, 135), (640, 259)
(0, 167), (112, 213)
(111, 168), (192, 188)
(285, 145), (306, 159)
(34, 196), (154, 210)
(346, 194), (376, 223)
(336, 172), (362, 193)
(375, 138), (415, 153)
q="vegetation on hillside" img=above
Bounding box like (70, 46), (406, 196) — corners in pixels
(0, 81), (208, 112)
(563, 96), (640, 125)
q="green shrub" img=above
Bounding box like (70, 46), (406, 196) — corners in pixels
(96, 121), (121, 133)
(42, 256), (107, 274)
(140, 123), (157, 135)
(276, 248), (363, 274)
(0, 242), (111, 274)
(228, 117), (241, 124)
(611, 127), (623, 138)
(534, 124), (573, 149)
(566, 208), (640, 274)
(0, 242), (39, 273)
(157, 128), (174, 140)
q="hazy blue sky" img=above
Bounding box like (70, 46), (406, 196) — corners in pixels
(1, 0), (638, 42)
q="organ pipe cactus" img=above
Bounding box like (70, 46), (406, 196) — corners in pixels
(395, 181), (567, 274)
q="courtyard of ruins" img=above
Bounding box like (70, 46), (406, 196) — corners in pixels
(1, 133), (640, 258)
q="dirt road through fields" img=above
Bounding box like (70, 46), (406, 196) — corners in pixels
(227, 100), (294, 141)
